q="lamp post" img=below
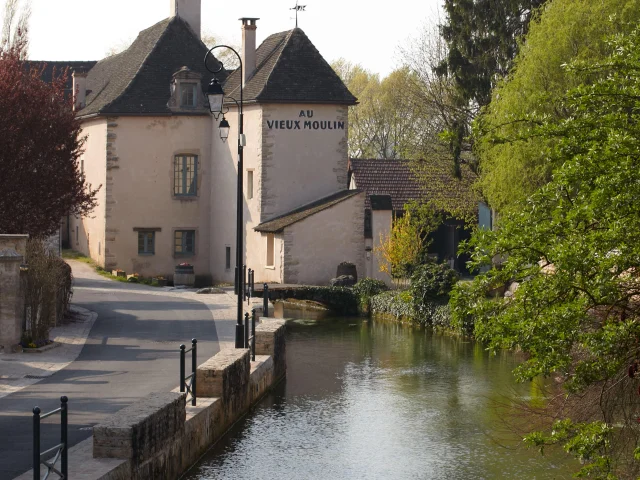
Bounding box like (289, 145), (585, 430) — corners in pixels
(205, 46), (245, 349)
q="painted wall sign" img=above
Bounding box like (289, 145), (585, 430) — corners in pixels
(266, 110), (345, 131)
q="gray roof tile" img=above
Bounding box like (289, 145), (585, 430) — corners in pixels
(223, 28), (356, 105)
(255, 190), (362, 233)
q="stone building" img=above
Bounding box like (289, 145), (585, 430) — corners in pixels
(43, 0), (364, 285)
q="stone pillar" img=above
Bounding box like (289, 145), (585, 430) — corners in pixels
(0, 248), (25, 352)
(255, 320), (286, 381)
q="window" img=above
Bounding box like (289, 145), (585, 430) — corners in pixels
(180, 82), (197, 107)
(80, 159), (84, 180)
(174, 155), (198, 196)
(174, 230), (195, 255)
(75, 226), (79, 245)
(138, 231), (155, 255)
(225, 246), (231, 270)
(247, 170), (254, 199)
(266, 233), (275, 267)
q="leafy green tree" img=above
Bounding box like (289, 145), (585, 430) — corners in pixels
(476, 0), (640, 212)
(451, 28), (640, 478)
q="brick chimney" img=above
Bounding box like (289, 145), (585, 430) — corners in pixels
(240, 18), (259, 85)
(170, 0), (201, 39)
(72, 70), (87, 110)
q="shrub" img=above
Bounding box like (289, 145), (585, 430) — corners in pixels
(369, 290), (415, 321)
(352, 278), (389, 314)
(22, 239), (73, 344)
(410, 262), (459, 313)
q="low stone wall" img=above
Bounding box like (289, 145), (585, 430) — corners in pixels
(15, 319), (287, 480)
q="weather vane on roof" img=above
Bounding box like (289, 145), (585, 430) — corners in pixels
(290, 1), (306, 28)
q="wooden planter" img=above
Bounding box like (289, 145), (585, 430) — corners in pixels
(112, 270), (126, 278)
(174, 265), (195, 287)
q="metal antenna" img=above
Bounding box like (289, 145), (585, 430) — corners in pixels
(290, 0), (306, 28)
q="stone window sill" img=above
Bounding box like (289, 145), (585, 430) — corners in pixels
(265, 265), (275, 270)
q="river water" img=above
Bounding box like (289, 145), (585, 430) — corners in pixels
(185, 317), (577, 480)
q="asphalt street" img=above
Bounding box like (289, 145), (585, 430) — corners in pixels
(0, 261), (235, 479)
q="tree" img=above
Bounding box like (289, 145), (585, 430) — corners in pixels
(375, 201), (442, 280)
(436, 0), (546, 177)
(0, 8), (99, 237)
(476, 0), (640, 211)
(332, 60), (423, 159)
(451, 28), (640, 478)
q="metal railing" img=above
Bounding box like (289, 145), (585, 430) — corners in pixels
(33, 396), (68, 480)
(244, 309), (256, 361)
(179, 339), (197, 406)
(263, 283), (269, 318)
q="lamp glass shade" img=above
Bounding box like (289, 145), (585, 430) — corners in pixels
(219, 117), (230, 143)
(206, 78), (224, 115)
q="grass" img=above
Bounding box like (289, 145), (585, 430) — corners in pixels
(62, 249), (164, 287)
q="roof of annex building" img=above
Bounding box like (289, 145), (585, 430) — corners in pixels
(254, 189), (362, 233)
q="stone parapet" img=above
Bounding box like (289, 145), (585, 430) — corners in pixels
(0, 247), (24, 351)
(93, 392), (186, 463)
(255, 319), (286, 380)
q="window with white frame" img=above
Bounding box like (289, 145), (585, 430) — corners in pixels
(174, 155), (198, 196)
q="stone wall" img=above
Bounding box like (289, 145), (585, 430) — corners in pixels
(15, 319), (287, 479)
(0, 235), (27, 352)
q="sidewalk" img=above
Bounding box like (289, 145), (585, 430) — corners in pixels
(0, 305), (96, 399)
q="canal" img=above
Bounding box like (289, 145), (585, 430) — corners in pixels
(184, 317), (577, 479)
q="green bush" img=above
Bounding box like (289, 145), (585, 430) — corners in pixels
(410, 262), (458, 312)
(369, 290), (415, 321)
(352, 278), (389, 313)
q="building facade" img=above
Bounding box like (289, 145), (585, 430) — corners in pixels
(59, 1), (364, 285)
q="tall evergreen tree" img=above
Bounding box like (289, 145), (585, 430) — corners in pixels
(436, 0), (546, 176)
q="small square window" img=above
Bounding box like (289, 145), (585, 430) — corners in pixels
(180, 83), (197, 107)
(138, 231), (155, 255)
(175, 230), (195, 255)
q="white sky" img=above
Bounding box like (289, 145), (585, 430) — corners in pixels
(19, 0), (442, 77)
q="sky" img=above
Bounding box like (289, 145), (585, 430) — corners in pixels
(17, 0), (442, 77)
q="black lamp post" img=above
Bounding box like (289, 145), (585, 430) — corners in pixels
(205, 47), (245, 349)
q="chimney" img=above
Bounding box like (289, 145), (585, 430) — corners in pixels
(170, 0), (201, 39)
(72, 70), (87, 110)
(240, 18), (259, 85)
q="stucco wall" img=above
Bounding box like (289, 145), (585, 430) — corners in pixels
(261, 104), (348, 221)
(283, 192), (364, 285)
(69, 118), (107, 265)
(100, 115), (212, 278)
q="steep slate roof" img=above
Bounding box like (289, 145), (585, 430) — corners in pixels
(80, 17), (224, 117)
(26, 61), (97, 96)
(223, 28), (356, 105)
(349, 158), (478, 213)
(255, 190), (362, 233)
(348, 159), (423, 211)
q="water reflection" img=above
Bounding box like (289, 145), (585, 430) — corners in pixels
(185, 317), (576, 480)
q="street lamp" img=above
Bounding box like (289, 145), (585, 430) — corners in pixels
(205, 45), (245, 349)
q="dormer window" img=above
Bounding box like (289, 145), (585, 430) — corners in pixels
(180, 82), (197, 107)
(168, 66), (204, 112)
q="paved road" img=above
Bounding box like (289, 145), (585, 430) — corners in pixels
(0, 261), (236, 479)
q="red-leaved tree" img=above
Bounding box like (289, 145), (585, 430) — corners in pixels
(0, 10), (99, 237)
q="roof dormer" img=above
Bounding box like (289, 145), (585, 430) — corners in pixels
(168, 66), (206, 112)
